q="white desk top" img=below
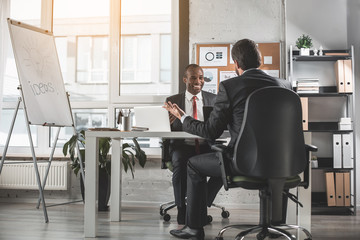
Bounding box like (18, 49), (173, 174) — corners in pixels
(86, 130), (207, 139)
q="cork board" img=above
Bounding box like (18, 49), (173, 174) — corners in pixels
(195, 42), (281, 93)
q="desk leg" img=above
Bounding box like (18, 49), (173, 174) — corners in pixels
(299, 132), (312, 234)
(297, 164), (312, 235)
(85, 136), (99, 238)
(111, 138), (122, 221)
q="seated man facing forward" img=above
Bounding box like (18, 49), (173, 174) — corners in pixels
(164, 39), (291, 240)
(164, 64), (221, 227)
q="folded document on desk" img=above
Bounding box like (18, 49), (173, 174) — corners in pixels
(131, 126), (149, 131)
(88, 128), (120, 131)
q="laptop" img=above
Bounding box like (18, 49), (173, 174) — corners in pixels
(133, 106), (171, 132)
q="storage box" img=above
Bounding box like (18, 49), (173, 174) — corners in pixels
(338, 117), (352, 130)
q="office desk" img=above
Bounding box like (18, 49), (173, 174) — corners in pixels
(84, 130), (203, 238)
(84, 130), (310, 238)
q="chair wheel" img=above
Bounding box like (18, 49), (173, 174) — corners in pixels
(207, 215), (213, 223)
(163, 213), (171, 222)
(221, 210), (230, 218)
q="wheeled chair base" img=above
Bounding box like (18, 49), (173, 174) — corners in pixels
(215, 223), (312, 240)
(159, 200), (230, 222)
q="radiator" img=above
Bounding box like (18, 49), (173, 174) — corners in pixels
(0, 161), (68, 190)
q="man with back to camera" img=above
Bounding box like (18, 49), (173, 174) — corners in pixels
(164, 64), (221, 227)
(163, 39), (291, 240)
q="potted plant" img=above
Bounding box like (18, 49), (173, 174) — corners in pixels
(296, 34), (313, 56)
(63, 130), (147, 211)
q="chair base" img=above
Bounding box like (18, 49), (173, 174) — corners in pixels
(159, 200), (230, 222)
(159, 200), (176, 222)
(215, 224), (312, 240)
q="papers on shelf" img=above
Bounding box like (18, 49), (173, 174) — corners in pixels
(296, 78), (319, 93)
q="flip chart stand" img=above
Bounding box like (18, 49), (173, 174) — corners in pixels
(0, 88), (85, 223)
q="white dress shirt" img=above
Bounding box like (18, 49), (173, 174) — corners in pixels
(184, 90), (204, 121)
(184, 90), (204, 145)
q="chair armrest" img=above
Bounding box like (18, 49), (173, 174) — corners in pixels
(212, 144), (229, 191)
(305, 143), (318, 152)
(299, 144), (318, 189)
(214, 139), (227, 144)
(211, 144), (227, 152)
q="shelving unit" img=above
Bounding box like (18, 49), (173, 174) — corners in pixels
(289, 45), (356, 215)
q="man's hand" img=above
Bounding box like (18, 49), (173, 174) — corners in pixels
(163, 101), (185, 120)
(169, 113), (177, 124)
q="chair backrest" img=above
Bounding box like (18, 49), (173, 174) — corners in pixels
(232, 87), (306, 179)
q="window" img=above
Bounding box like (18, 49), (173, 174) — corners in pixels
(0, 109), (37, 147)
(54, 37), (68, 83)
(121, 35), (151, 83)
(77, 36), (109, 84)
(10, 0), (41, 27)
(0, 0), (180, 156)
(2, 0), (43, 102)
(50, 109), (108, 147)
(118, 0), (173, 96)
(53, 0), (110, 102)
(0, 0), (41, 150)
(2, 38), (18, 102)
(160, 34), (171, 83)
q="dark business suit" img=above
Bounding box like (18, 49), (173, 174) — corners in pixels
(181, 69), (292, 228)
(165, 90), (216, 212)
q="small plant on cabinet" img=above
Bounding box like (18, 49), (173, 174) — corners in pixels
(296, 34), (313, 56)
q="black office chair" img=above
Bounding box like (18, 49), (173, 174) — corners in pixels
(160, 139), (230, 223)
(212, 87), (317, 240)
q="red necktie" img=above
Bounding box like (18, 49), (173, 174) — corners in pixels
(192, 96), (200, 154)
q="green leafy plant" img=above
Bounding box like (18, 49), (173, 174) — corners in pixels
(62, 130), (147, 178)
(296, 34), (313, 49)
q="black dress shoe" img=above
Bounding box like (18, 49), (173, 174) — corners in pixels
(170, 226), (204, 240)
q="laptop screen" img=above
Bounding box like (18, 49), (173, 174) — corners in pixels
(133, 106), (171, 132)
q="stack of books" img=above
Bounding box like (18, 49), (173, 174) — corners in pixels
(296, 78), (319, 93)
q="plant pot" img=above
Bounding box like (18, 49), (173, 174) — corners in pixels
(80, 167), (111, 211)
(300, 48), (310, 56)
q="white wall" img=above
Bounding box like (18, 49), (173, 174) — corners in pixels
(286, 0), (348, 50)
(189, 0), (284, 63)
(347, 0), (360, 207)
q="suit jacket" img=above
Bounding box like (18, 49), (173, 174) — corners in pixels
(181, 69), (292, 155)
(162, 90), (216, 165)
(166, 90), (217, 132)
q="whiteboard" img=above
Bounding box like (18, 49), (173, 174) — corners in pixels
(7, 19), (73, 126)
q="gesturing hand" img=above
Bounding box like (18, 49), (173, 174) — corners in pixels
(163, 101), (185, 120)
(169, 113), (177, 124)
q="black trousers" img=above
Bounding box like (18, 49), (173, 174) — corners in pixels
(185, 153), (290, 228)
(171, 143), (211, 207)
(185, 152), (223, 228)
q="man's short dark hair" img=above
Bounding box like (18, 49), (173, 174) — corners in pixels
(231, 39), (261, 70)
(183, 64), (203, 78)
